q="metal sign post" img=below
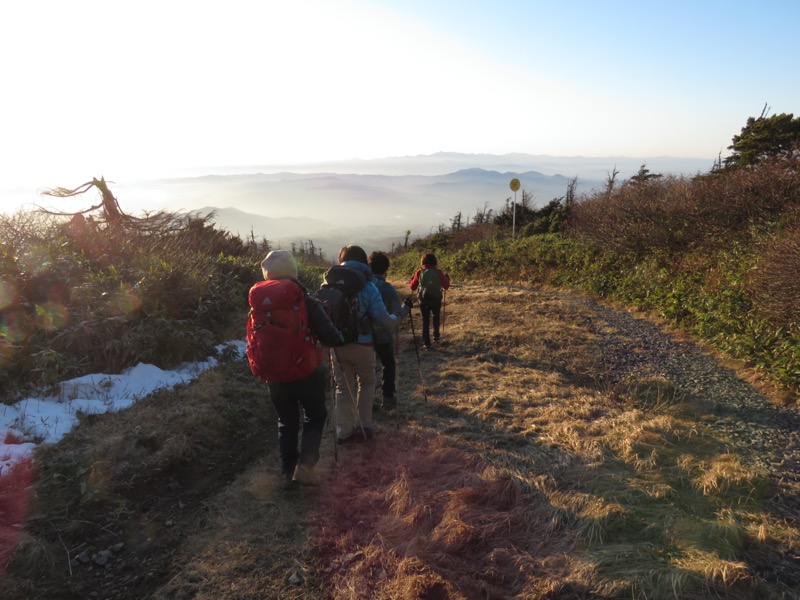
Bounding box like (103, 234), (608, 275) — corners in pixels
(509, 178), (521, 238)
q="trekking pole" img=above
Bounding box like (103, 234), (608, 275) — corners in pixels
(406, 303), (429, 402)
(396, 324), (401, 422)
(332, 348), (369, 440)
(394, 319), (400, 360)
(328, 350), (338, 462)
(441, 288), (447, 337)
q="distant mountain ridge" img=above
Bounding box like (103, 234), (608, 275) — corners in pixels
(6, 152), (713, 260)
(204, 151), (714, 180)
(186, 206), (326, 241)
(165, 154), (714, 260)
(1, 151), (715, 219)
(175, 167), (595, 260)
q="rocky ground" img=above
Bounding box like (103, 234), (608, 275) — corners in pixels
(572, 291), (800, 511)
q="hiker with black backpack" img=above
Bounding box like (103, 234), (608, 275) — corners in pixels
(368, 251), (413, 411)
(246, 251), (344, 490)
(409, 252), (451, 350)
(321, 245), (407, 443)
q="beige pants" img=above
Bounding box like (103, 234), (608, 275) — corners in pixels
(331, 344), (376, 439)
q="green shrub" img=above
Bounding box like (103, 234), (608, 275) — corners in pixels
(389, 154), (800, 391)
(0, 211), (261, 398)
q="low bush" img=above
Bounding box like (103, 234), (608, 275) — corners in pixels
(0, 211), (261, 399)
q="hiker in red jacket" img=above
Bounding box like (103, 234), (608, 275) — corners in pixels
(409, 253), (450, 350)
(248, 251), (343, 490)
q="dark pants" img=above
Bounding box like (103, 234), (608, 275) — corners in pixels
(420, 301), (442, 346)
(267, 366), (327, 476)
(373, 341), (396, 400)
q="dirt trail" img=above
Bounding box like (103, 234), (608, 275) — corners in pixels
(5, 283), (799, 599)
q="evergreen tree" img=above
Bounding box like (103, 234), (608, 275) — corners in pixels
(725, 106), (800, 168)
(628, 164), (663, 185)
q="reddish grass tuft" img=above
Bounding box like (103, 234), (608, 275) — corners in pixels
(0, 457), (33, 574)
(312, 432), (562, 599)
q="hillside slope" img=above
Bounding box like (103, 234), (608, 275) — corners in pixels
(3, 283), (799, 599)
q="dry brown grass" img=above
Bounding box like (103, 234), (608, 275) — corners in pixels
(297, 282), (797, 599)
(750, 217), (800, 330)
(4, 282), (799, 599)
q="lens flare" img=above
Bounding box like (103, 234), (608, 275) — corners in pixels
(0, 280), (18, 311)
(18, 247), (51, 278)
(34, 302), (70, 332)
(0, 338), (12, 368)
(1, 311), (34, 343)
(0, 457), (33, 576)
(109, 284), (142, 315)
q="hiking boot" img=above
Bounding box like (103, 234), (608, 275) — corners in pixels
(292, 464), (321, 487)
(280, 471), (295, 491)
(423, 344), (432, 350)
(382, 395), (396, 410)
(353, 426), (374, 441)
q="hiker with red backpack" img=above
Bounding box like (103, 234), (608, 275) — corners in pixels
(324, 245), (408, 442)
(368, 251), (413, 411)
(246, 251), (343, 490)
(409, 252), (451, 350)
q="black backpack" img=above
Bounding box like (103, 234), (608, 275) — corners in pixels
(317, 265), (366, 344)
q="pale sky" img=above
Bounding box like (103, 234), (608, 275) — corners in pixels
(1, 0), (798, 191)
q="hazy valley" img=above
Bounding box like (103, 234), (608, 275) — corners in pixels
(153, 153), (712, 259)
(3, 152), (714, 261)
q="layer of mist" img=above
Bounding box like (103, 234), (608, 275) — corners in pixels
(2, 153), (714, 261)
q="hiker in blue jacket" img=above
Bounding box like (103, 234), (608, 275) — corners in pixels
(368, 251), (412, 411)
(333, 245), (409, 441)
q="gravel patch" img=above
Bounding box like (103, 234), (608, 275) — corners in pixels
(567, 292), (800, 516)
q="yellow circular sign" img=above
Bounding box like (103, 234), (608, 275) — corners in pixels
(509, 178), (521, 192)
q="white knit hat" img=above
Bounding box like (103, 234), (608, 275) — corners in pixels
(261, 250), (297, 280)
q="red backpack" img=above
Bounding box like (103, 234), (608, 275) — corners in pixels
(246, 279), (321, 383)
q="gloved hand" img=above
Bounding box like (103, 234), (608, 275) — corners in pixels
(403, 297), (414, 309)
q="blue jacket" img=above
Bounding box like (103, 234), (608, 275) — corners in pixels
(372, 274), (404, 344)
(341, 261), (398, 345)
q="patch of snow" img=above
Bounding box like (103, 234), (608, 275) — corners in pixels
(0, 341), (246, 476)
